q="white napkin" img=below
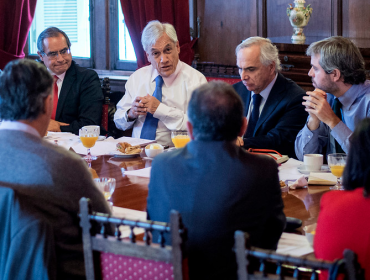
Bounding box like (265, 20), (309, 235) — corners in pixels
(278, 158), (303, 181)
(288, 175), (308, 189)
(308, 172), (337, 185)
(123, 167), (151, 178)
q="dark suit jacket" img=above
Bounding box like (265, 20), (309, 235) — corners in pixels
(56, 61), (103, 134)
(233, 73), (308, 158)
(147, 141), (286, 280)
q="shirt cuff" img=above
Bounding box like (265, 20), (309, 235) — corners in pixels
(153, 103), (170, 120)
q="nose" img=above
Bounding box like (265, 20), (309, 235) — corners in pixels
(55, 53), (64, 62)
(240, 70), (249, 81)
(160, 53), (168, 63)
(308, 67), (314, 77)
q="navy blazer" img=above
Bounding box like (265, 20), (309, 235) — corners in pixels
(147, 141), (286, 280)
(233, 73), (308, 158)
(56, 61), (103, 135)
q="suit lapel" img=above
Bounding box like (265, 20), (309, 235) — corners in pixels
(56, 62), (76, 120)
(254, 73), (286, 134)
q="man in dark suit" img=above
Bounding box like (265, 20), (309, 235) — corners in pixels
(147, 81), (286, 280)
(233, 36), (307, 158)
(37, 27), (103, 135)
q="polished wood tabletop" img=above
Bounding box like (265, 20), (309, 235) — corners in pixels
(90, 152), (330, 233)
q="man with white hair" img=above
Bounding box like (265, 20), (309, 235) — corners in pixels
(114, 20), (207, 146)
(233, 36), (307, 158)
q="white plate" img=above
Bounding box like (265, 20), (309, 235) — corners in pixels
(97, 136), (106, 141)
(297, 164), (330, 174)
(109, 150), (142, 158)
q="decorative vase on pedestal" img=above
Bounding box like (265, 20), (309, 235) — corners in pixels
(287, 0), (313, 44)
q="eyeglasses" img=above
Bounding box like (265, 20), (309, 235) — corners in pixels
(42, 48), (71, 59)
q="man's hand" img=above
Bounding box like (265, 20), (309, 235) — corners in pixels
(303, 91), (341, 130)
(235, 136), (244, 147)
(140, 94), (161, 115)
(47, 119), (69, 132)
(127, 96), (147, 120)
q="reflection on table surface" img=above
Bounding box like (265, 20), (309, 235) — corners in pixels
(90, 153), (330, 233)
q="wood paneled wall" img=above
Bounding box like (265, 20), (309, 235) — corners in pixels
(195, 0), (370, 65)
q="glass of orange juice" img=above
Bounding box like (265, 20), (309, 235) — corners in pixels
(327, 153), (347, 190)
(171, 130), (190, 148)
(79, 126), (99, 166)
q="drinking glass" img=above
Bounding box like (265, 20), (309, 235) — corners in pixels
(327, 153), (347, 190)
(171, 130), (190, 148)
(94, 178), (116, 201)
(79, 126), (99, 166)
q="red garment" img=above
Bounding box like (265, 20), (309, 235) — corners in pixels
(51, 75), (58, 120)
(314, 187), (370, 279)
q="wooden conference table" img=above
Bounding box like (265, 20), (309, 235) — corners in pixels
(90, 151), (330, 234)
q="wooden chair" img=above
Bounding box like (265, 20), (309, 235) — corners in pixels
(100, 77), (110, 135)
(234, 231), (365, 280)
(79, 198), (187, 280)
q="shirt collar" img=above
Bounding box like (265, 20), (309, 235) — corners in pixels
(151, 60), (182, 87)
(251, 73), (278, 100)
(49, 70), (66, 82)
(0, 121), (41, 138)
(338, 81), (370, 110)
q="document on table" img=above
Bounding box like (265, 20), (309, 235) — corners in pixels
(43, 132), (80, 150)
(112, 206), (147, 238)
(123, 167), (151, 178)
(278, 158), (304, 181)
(277, 232), (314, 256)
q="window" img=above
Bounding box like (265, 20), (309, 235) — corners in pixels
(118, 0), (136, 61)
(29, 0), (91, 58)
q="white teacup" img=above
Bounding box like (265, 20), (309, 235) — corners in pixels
(304, 154), (323, 171)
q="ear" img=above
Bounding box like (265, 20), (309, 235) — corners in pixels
(176, 41), (180, 55)
(270, 61), (276, 74)
(331, 69), (342, 82)
(37, 51), (44, 61)
(186, 121), (194, 140)
(238, 117), (248, 137)
(44, 92), (53, 117)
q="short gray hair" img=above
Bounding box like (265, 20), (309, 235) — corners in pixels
(306, 36), (366, 85)
(235, 36), (281, 72)
(141, 20), (178, 53)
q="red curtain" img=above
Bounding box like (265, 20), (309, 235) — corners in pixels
(120, 0), (196, 69)
(0, 0), (37, 70)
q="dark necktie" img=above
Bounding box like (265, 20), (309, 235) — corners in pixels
(140, 76), (164, 140)
(332, 98), (345, 153)
(245, 94), (262, 138)
(51, 75), (59, 120)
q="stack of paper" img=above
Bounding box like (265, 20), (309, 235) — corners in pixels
(308, 172), (336, 185)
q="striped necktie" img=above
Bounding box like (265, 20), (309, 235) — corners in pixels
(140, 76), (164, 140)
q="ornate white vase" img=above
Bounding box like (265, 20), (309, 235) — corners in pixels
(287, 0), (313, 44)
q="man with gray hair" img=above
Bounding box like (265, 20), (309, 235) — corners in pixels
(147, 81), (285, 280)
(0, 59), (109, 279)
(233, 36), (307, 158)
(114, 20), (207, 146)
(295, 36), (370, 160)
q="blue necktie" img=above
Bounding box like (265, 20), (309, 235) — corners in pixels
(245, 94), (262, 138)
(333, 98), (344, 153)
(140, 76), (164, 140)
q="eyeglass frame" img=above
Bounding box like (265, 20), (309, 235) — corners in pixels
(40, 47), (71, 59)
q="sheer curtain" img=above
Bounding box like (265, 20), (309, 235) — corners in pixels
(120, 0), (196, 69)
(0, 0), (37, 69)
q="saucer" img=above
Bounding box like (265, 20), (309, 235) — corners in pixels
(297, 164), (330, 174)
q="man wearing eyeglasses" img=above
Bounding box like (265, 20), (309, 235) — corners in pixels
(37, 27), (103, 135)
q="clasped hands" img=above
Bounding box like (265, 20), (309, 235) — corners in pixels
(302, 90), (341, 130)
(128, 94), (160, 120)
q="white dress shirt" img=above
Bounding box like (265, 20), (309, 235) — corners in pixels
(114, 61), (207, 146)
(0, 121), (40, 138)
